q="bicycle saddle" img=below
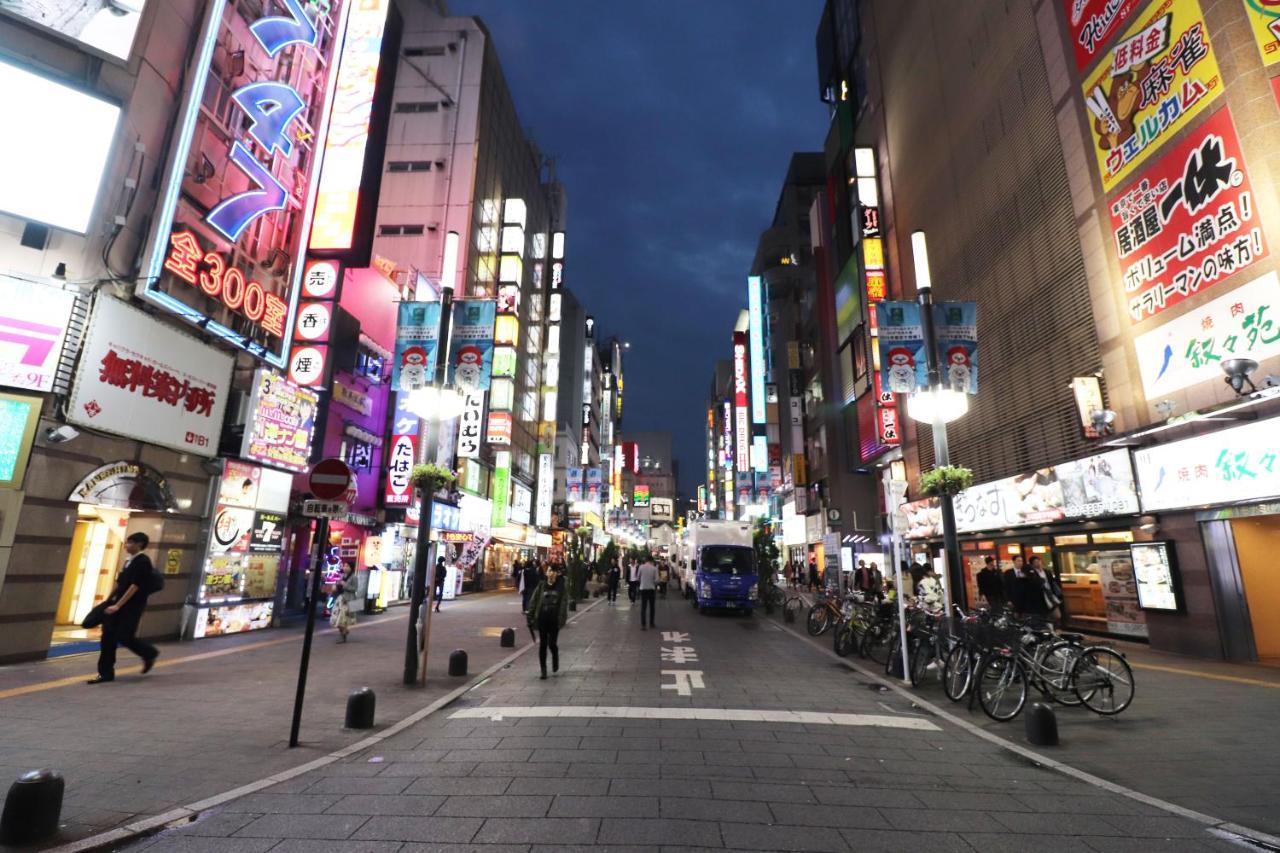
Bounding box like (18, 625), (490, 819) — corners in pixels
(1058, 632), (1085, 644)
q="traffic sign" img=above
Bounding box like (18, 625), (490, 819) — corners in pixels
(309, 458), (354, 500)
(302, 500), (348, 518)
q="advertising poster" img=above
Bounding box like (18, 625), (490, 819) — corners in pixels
(195, 602), (274, 638)
(241, 370), (319, 472)
(1110, 107), (1267, 323)
(874, 301), (927, 394)
(486, 411), (513, 444)
(0, 393), (40, 489)
(448, 300), (496, 391)
(510, 482), (533, 525)
(1063, 0), (1144, 71)
(633, 484), (651, 507)
(200, 554), (244, 600)
(243, 554), (280, 600)
(210, 506), (254, 554)
(1131, 542), (1180, 609)
(1081, 0), (1223, 192)
(933, 301), (978, 394)
(1133, 270), (1280, 397)
(141, 0), (349, 368)
(249, 511), (285, 552)
(219, 461), (260, 508)
(585, 468), (604, 503)
(1096, 553), (1147, 636)
(1244, 0), (1280, 66)
(393, 301), (441, 390)
(0, 0), (149, 61)
(68, 297), (233, 457)
(1133, 413), (1280, 511)
(0, 276), (77, 392)
(566, 467), (584, 502)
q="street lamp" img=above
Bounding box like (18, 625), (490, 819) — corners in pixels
(907, 230), (965, 608)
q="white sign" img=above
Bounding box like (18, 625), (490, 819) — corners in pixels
(456, 390), (485, 460)
(650, 497), (674, 522)
(0, 276), (77, 392)
(535, 452), (554, 528)
(510, 481), (533, 525)
(1134, 414), (1280, 512)
(1134, 271), (1280, 398)
(68, 297), (233, 457)
(303, 500), (348, 517)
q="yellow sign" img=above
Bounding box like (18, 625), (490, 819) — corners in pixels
(1081, 0), (1222, 191)
(862, 238), (884, 269)
(1244, 0), (1280, 66)
(165, 549), (182, 575)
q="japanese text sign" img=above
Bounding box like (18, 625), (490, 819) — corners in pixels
(1064, 0), (1144, 71)
(1134, 413), (1280, 511)
(384, 433), (416, 506)
(142, 0), (349, 368)
(455, 390), (485, 459)
(68, 297), (233, 457)
(447, 300), (496, 391)
(0, 276), (76, 393)
(1081, 0), (1222, 192)
(241, 369), (318, 472)
(874, 301), (927, 395)
(934, 301), (978, 395)
(1244, 0), (1280, 66)
(393, 301), (441, 390)
(1134, 270), (1280, 397)
(1110, 107), (1267, 323)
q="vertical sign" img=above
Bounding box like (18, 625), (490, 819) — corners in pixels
(456, 390), (485, 460)
(934, 302), (978, 394)
(1063, 0), (1144, 71)
(535, 452), (554, 527)
(733, 331), (750, 473)
(393, 301), (441, 391)
(491, 450), (511, 528)
(448, 300), (497, 391)
(874, 302), (927, 394)
(747, 276), (767, 424)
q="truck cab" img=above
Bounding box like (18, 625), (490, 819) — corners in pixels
(688, 521), (758, 614)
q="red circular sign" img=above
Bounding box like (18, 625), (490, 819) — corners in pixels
(309, 458), (354, 500)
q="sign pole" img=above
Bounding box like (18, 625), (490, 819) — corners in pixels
(289, 515), (328, 748)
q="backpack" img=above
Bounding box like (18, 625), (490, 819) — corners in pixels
(147, 567), (166, 595)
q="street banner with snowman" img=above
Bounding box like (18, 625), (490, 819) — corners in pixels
(933, 301), (978, 395)
(447, 300), (497, 392)
(874, 300), (978, 396)
(393, 301), (442, 390)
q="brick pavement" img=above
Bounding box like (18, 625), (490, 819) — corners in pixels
(114, 591), (1250, 852)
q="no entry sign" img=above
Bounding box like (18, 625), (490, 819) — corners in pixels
(309, 458), (354, 500)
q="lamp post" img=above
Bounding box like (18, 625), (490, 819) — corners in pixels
(907, 231), (966, 608)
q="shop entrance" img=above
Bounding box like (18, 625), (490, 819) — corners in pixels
(52, 505), (131, 651)
(1230, 516), (1280, 662)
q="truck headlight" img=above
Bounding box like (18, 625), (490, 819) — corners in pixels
(700, 583), (711, 598)
(749, 584), (758, 600)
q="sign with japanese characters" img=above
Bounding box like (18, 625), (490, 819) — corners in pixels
(567, 467), (584, 502)
(447, 300), (496, 391)
(1063, 0), (1144, 71)
(1134, 414), (1280, 511)
(68, 297), (233, 457)
(250, 511), (285, 551)
(384, 433), (416, 506)
(1081, 0), (1222, 192)
(455, 390), (485, 459)
(393, 302), (441, 391)
(1244, 0), (1280, 66)
(874, 301), (928, 394)
(0, 276), (77, 393)
(141, 0), (349, 369)
(1109, 107), (1267, 323)
(1133, 270), (1280, 397)
(241, 369), (318, 472)
(934, 301), (978, 394)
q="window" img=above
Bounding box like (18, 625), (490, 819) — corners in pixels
(387, 161), (432, 173)
(404, 45), (446, 57)
(378, 224), (425, 236)
(394, 101), (438, 113)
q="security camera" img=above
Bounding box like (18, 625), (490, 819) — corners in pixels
(44, 425), (80, 444)
(1266, 375), (1280, 389)
(1088, 408), (1116, 436)
(1155, 400), (1176, 419)
(1222, 358), (1259, 395)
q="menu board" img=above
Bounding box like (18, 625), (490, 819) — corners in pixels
(1130, 542), (1181, 611)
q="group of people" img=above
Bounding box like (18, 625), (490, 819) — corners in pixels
(975, 553), (1064, 621)
(783, 554), (823, 591)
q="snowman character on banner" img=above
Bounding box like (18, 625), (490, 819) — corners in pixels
(945, 346), (973, 394)
(886, 347), (919, 394)
(453, 345), (484, 390)
(398, 346), (429, 390)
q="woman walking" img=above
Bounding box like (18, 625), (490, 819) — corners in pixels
(330, 561), (358, 642)
(526, 564), (569, 679)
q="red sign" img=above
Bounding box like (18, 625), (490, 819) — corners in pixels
(732, 332), (748, 408)
(309, 459), (354, 500)
(1109, 106), (1268, 323)
(163, 231), (289, 338)
(1063, 0), (1143, 72)
(384, 433), (417, 506)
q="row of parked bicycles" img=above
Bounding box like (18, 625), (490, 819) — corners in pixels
(801, 587), (1136, 722)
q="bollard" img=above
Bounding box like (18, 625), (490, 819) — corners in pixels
(344, 687), (376, 730)
(569, 599), (578, 611)
(449, 649), (468, 676)
(1025, 701), (1059, 746)
(0, 769), (64, 846)
(500, 627), (516, 647)
(783, 605), (796, 624)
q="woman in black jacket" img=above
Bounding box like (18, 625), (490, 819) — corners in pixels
(526, 565), (570, 679)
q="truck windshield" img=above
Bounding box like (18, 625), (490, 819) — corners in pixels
(700, 546), (754, 575)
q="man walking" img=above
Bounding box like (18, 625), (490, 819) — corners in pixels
(88, 532), (159, 684)
(521, 560), (540, 613)
(637, 556), (658, 630)
(627, 559), (639, 604)
(432, 556), (447, 612)
(607, 559), (621, 604)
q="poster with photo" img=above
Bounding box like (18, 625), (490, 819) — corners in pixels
(210, 505), (254, 554)
(243, 554), (280, 600)
(196, 602), (274, 638)
(1097, 554), (1147, 637)
(219, 461), (260, 508)
(200, 554), (244, 600)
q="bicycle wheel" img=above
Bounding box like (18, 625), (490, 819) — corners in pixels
(1072, 647), (1135, 715)
(864, 624), (892, 666)
(910, 638), (934, 687)
(978, 653), (1028, 722)
(783, 595), (804, 623)
(943, 644), (973, 702)
(1037, 640), (1085, 706)
(833, 620), (856, 657)
(806, 604), (831, 636)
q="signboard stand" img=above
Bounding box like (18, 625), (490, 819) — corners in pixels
(289, 514), (329, 748)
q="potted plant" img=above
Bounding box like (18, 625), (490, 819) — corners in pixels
(410, 463), (457, 497)
(918, 465), (974, 497)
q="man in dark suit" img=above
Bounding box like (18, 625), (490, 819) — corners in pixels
(976, 555), (1005, 610)
(88, 532), (159, 684)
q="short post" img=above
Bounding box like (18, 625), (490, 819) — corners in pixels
(569, 599), (578, 611)
(499, 627), (515, 647)
(1025, 702), (1059, 746)
(344, 687), (376, 730)
(0, 769), (64, 846)
(448, 649), (468, 676)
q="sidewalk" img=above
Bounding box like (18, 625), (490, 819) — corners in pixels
(0, 590), (532, 851)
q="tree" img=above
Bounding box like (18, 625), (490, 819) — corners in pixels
(754, 519), (781, 610)
(565, 528), (591, 600)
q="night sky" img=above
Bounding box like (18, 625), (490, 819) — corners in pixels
(450, 0), (830, 496)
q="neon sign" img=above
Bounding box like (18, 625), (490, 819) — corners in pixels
(141, 0), (349, 369)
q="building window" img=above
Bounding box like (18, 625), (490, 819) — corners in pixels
(404, 45), (446, 57)
(378, 224), (425, 236)
(394, 101), (439, 113)
(387, 161), (432, 173)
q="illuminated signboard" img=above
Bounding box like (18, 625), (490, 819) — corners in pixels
(491, 450), (511, 528)
(0, 276), (77, 393)
(854, 147), (899, 454)
(310, 0), (391, 250)
(140, 0), (350, 369)
(0, 0), (151, 61)
(733, 331), (750, 472)
(487, 411), (513, 445)
(747, 276), (767, 424)
(241, 369), (319, 472)
(633, 485), (651, 507)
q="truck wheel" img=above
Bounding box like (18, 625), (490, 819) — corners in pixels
(699, 606), (707, 614)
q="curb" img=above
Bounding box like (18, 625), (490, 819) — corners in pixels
(44, 597), (605, 853)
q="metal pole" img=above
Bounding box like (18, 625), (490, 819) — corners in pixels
(290, 516), (328, 747)
(917, 287), (962, 608)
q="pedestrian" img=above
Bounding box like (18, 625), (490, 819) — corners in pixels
(526, 563), (569, 679)
(607, 558), (621, 604)
(976, 555), (1005, 610)
(1003, 554), (1025, 610)
(783, 563), (793, 589)
(330, 560), (358, 641)
(433, 556), (447, 612)
(88, 532), (160, 684)
(909, 558), (928, 595)
(913, 564), (944, 613)
(657, 560), (670, 598)
(628, 558), (639, 603)
(521, 560), (540, 612)
(637, 555), (658, 629)
(1022, 555), (1063, 624)
(807, 554), (819, 592)
(854, 560), (881, 598)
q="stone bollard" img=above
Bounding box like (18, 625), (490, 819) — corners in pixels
(449, 649), (468, 676)
(344, 687), (376, 730)
(783, 605), (796, 623)
(1025, 702), (1059, 746)
(500, 627), (516, 647)
(0, 769), (64, 846)
(569, 599), (578, 611)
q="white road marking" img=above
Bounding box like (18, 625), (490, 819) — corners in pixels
(452, 705), (940, 731)
(661, 669), (705, 696)
(660, 645), (699, 663)
(661, 631), (691, 642)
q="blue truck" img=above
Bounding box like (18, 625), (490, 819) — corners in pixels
(685, 520), (758, 614)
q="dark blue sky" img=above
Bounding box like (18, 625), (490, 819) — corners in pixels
(451, 0), (830, 495)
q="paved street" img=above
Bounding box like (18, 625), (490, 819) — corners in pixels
(105, 592), (1259, 853)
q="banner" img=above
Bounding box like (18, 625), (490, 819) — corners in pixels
(933, 301), (978, 395)
(566, 467), (584, 502)
(447, 300), (496, 391)
(1244, 0), (1280, 66)
(1133, 270), (1280, 397)
(1134, 413), (1280, 511)
(874, 301), (927, 394)
(384, 433), (416, 506)
(586, 468), (603, 503)
(1110, 106), (1267, 323)
(1063, 0), (1144, 71)
(393, 301), (440, 391)
(455, 390), (485, 460)
(1081, 0), (1223, 192)
(241, 369), (318, 473)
